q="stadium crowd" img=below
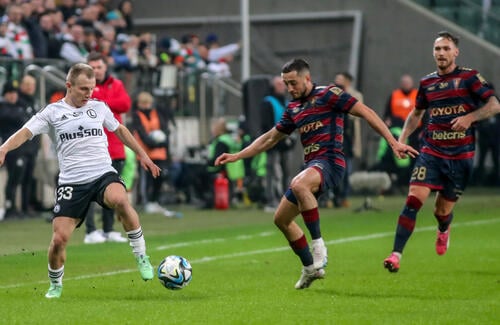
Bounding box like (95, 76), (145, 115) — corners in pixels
(0, 0), (499, 224)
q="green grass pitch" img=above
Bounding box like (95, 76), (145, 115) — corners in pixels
(0, 193), (498, 324)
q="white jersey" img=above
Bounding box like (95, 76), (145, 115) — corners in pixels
(25, 99), (120, 185)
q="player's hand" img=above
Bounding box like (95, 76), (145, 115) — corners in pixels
(215, 153), (238, 166)
(450, 115), (473, 131)
(392, 142), (419, 159)
(140, 156), (161, 178)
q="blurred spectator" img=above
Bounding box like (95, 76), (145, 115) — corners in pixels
(20, 1), (47, 58)
(84, 51), (130, 244)
(179, 34), (205, 73)
(74, 0), (88, 17)
(112, 33), (139, 93)
(474, 85), (500, 186)
(39, 10), (63, 59)
(383, 74), (421, 150)
(0, 0), (9, 17)
(239, 119), (267, 207)
(205, 117), (245, 208)
(204, 33), (241, 77)
(17, 75), (41, 217)
(332, 72), (363, 208)
(105, 8), (127, 34)
(58, 0), (76, 22)
(0, 80), (32, 219)
(0, 15), (16, 57)
(137, 32), (158, 91)
(59, 23), (88, 63)
(260, 76), (295, 211)
(132, 91), (181, 218)
(6, 3), (34, 59)
(116, 0), (134, 34)
(384, 74), (418, 127)
(83, 26), (98, 53)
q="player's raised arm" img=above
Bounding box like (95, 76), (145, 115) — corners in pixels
(0, 127), (33, 166)
(215, 127), (287, 166)
(113, 124), (161, 178)
(349, 101), (419, 159)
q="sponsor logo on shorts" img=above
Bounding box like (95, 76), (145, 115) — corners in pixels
(53, 204), (60, 213)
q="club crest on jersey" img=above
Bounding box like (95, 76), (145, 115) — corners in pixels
(87, 109), (97, 118)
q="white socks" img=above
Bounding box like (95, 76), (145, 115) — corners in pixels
(126, 227), (146, 257)
(48, 264), (64, 285)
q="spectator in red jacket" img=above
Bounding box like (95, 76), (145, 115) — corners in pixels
(84, 51), (131, 244)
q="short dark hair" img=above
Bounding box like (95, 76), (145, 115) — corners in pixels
(337, 71), (353, 82)
(87, 51), (107, 63)
(281, 58), (310, 75)
(437, 31), (459, 46)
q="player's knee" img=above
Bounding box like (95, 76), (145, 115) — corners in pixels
(51, 232), (69, 248)
(107, 195), (129, 213)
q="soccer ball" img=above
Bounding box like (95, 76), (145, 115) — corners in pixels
(157, 255), (192, 290)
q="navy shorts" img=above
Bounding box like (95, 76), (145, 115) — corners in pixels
(52, 172), (126, 227)
(305, 159), (345, 198)
(409, 152), (473, 201)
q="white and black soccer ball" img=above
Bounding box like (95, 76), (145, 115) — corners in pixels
(157, 255), (192, 290)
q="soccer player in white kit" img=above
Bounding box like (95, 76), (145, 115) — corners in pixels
(0, 63), (160, 298)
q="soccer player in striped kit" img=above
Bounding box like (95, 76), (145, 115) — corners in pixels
(383, 31), (500, 273)
(216, 58), (417, 289)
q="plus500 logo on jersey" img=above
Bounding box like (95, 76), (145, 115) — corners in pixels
(59, 128), (103, 142)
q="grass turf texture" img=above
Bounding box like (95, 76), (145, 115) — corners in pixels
(0, 193), (498, 324)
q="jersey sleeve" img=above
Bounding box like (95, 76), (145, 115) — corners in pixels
(24, 106), (52, 138)
(275, 107), (296, 135)
(101, 102), (120, 131)
(465, 70), (495, 103)
(415, 82), (428, 111)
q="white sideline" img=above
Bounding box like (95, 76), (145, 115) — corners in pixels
(1, 218), (498, 289)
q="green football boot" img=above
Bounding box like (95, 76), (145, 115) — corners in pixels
(136, 255), (154, 281)
(45, 283), (63, 299)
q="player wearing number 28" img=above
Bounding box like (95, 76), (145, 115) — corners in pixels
(0, 63), (160, 298)
(383, 31), (500, 273)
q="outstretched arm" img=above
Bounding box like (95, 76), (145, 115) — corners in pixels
(399, 107), (426, 144)
(215, 127), (287, 165)
(349, 102), (419, 159)
(0, 128), (33, 166)
(114, 124), (161, 178)
(451, 96), (500, 131)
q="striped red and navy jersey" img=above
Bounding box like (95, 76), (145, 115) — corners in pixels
(416, 66), (495, 159)
(275, 84), (358, 166)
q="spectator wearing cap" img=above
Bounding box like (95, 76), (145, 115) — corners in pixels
(0, 81), (33, 219)
(204, 33), (241, 78)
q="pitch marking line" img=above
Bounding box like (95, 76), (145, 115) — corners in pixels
(1, 218), (498, 290)
(156, 231), (275, 250)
